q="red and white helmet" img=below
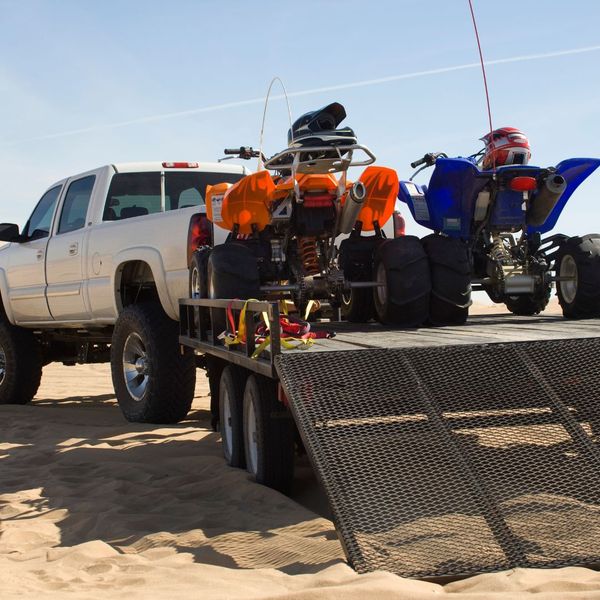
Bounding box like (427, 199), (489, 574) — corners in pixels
(480, 127), (531, 170)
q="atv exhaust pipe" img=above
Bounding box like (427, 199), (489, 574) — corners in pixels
(527, 173), (567, 227)
(338, 181), (367, 234)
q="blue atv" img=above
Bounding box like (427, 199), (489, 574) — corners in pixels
(398, 150), (600, 324)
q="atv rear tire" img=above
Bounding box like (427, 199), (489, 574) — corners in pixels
(111, 302), (196, 423)
(0, 321), (42, 405)
(556, 234), (600, 319)
(243, 374), (295, 494)
(207, 243), (261, 300)
(372, 236), (430, 326)
(422, 234), (471, 325)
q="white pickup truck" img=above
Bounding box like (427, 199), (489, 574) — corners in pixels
(0, 161), (247, 422)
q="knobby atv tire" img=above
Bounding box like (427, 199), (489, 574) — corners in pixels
(219, 365), (248, 468)
(208, 243), (261, 299)
(504, 283), (552, 316)
(422, 234), (471, 325)
(111, 303), (196, 423)
(372, 236), (431, 326)
(556, 234), (600, 319)
(0, 321), (42, 405)
(243, 374), (295, 494)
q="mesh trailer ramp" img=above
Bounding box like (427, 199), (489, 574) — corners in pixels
(180, 300), (600, 581)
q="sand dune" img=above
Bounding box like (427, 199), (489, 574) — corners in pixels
(3, 300), (600, 598)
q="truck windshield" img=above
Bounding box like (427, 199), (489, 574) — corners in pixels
(104, 171), (244, 221)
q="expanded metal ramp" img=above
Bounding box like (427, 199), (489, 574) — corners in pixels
(276, 337), (600, 580)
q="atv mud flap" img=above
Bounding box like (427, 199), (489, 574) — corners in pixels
(276, 338), (600, 580)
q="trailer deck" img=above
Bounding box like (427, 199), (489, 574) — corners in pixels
(179, 299), (600, 581)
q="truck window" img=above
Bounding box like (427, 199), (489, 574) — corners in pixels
(22, 185), (62, 241)
(57, 175), (96, 234)
(164, 171), (244, 210)
(104, 173), (161, 221)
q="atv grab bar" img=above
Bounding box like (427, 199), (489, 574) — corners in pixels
(263, 143), (376, 174)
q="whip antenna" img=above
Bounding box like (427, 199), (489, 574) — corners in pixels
(258, 77), (293, 171)
(467, 0), (495, 166)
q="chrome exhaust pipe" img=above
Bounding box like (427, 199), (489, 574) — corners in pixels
(338, 181), (367, 234)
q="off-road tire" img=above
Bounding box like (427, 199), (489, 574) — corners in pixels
(556, 234), (600, 319)
(111, 303), (196, 423)
(504, 283), (552, 316)
(0, 321), (42, 405)
(372, 236), (431, 326)
(207, 243), (261, 299)
(219, 366), (248, 468)
(243, 374), (295, 494)
(423, 234), (471, 325)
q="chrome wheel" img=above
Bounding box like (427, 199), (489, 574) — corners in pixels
(221, 387), (233, 460)
(560, 254), (578, 304)
(375, 262), (387, 306)
(122, 332), (150, 401)
(246, 398), (258, 476)
(190, 266), (201, 299)
(0, 345), (6, 387)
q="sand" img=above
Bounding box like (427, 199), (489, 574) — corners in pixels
(3, 299), (600, 599)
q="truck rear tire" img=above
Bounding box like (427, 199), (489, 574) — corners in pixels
(189, 246), (210, 299)
(423, 234), (471, 325)
(341, 287), (374, 322)
(0, 321), (42, 405)
(243, 374), (295, 494)
(504, 284), (551, 316)
(556, 234), (600, 319)
(111, 302), (196, 423)
(219, 365), (247, 468)
(372, 236), (431, 326)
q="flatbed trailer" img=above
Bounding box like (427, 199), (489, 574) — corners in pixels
(179, 297), (600, 582)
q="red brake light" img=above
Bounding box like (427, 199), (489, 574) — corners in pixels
(187, 214), (212, 265)
(510, 176), (537, 192)
(162, 162), (199, 168)
(392, 211), (406, 237)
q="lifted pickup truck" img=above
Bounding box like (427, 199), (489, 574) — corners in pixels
(0, 160), (246, 421)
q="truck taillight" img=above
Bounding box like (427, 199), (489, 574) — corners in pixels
(393, 211), (406, 237)
(162, 162), (199, 168)
(187, 214), (212, 265)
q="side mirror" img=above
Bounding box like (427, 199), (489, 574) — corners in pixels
(0, 223), (21, 242)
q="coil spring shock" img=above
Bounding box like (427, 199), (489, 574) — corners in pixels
(298, 236), (320, 275)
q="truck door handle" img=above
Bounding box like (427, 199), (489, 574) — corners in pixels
(68, 242), (79, 256)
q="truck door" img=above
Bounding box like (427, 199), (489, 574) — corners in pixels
(6, 184), (63, 323)
(45, 174), (96, 320)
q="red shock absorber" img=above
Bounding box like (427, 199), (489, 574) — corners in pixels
(297, 236), (320, 275)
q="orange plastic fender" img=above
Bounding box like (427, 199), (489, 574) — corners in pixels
(206, 182), (232, 229)
(356, 166), (399, 231)
(220, 171), (276, 234)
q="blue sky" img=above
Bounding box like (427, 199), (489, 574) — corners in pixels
(1, 0), (599, 237)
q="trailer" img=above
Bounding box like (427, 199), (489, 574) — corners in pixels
(179, 298), (600, 582)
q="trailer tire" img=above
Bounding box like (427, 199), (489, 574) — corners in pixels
(372, 236), (430, 326)
(208, 243), (261, 300)
(556, 234), (600, 319)
(0, 321), (42, 405)
(111, 302), (196, 423)
(423, 234), (471, 325)
(243, 374), (295, 494)
(219, 366), (248, 468)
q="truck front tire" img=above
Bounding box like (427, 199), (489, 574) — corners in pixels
(111, 303), (196, 423)
(0, 321), (42, 405)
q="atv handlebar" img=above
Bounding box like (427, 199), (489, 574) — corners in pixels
(410, 152), (448, 169)
(223, 146), (261, 160)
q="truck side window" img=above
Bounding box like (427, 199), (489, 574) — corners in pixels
(22, 185), (62, 241)
(165, 172), (243, 210)
(57, 175), (96, 234)
(104, 173), (161, 221)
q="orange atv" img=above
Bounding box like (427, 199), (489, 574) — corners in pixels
(191, 102), (431, 326)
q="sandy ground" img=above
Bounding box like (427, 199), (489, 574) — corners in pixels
(3, 299), (600, 599)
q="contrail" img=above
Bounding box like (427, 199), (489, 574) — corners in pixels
(4, 44), (600, 146)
